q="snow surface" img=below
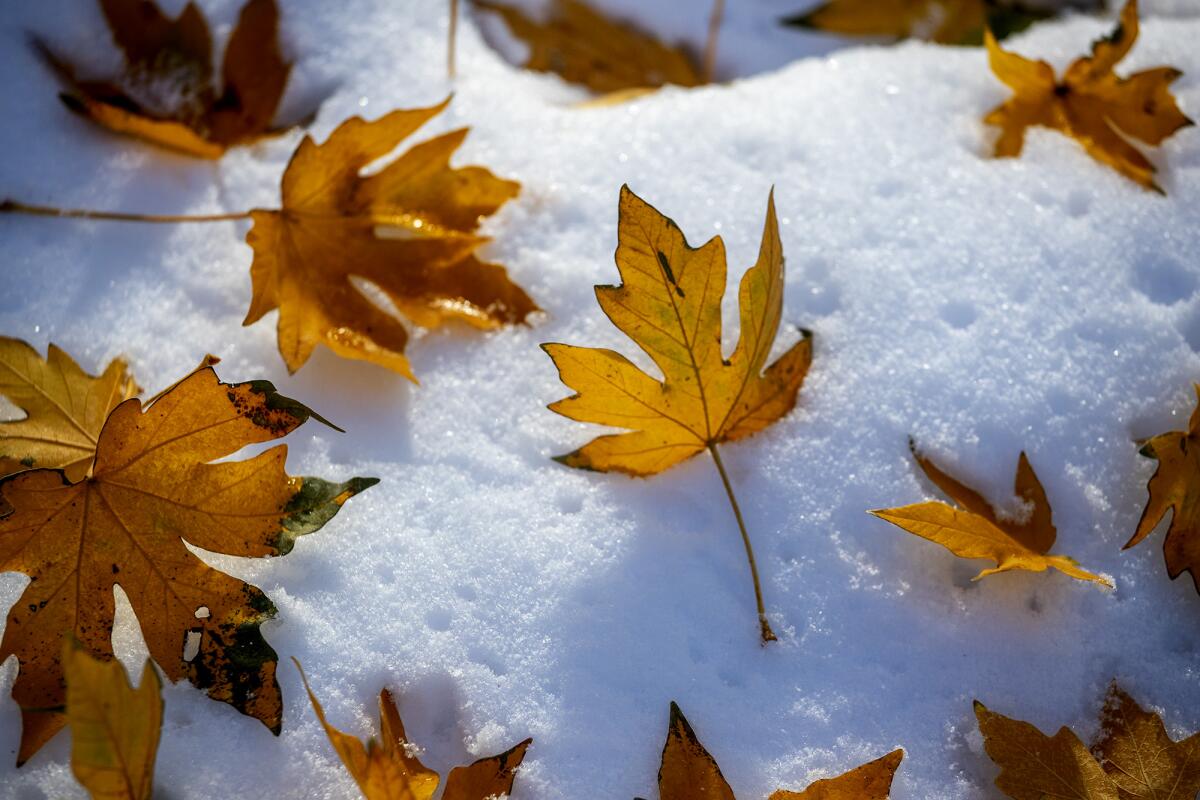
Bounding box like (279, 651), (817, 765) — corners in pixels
(2, 0), (1200, 798)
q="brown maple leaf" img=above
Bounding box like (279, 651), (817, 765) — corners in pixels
(638, 702), (903, 799)
(34, 0), (293, 158)
(783, 0), (1063, 46)
(475, 0), (703, 94)
(244, 97), (537, 380)
(872, 439), (1110, 586)
(1126, 384), (1200, 593)
(296, 659), (532, 800)
(0, 363), (376, 764)
(984, 0), (1193, 192)
(1092, 683), (1200, 800)
(0, 337), (140, 482)
(976, 683), (1200, 800)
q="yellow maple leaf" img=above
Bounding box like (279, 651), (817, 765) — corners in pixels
(244, 97), (537, 380)
(296, 660), (531, 800)
(34, 0), (293, 158)
(1126, 384), (1200, 593)
(871, 439), (1109, 585)
(975, 684), (1199, 800)
(63, 641), (162, 800)
(642, 702), (903, 800)
(0, 337), (139, 482)
(475, 0), (703, 94)
(542, 186), (812, 641)
(0, 363), (375, 764)
(984, 0), (1193, 192)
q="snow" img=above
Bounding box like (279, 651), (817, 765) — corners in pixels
(2, 0), (1200, 798)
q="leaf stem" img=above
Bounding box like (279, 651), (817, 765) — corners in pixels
(0, 199), (252, 224)
(703, 0), (725, 83)
(708, 442), (776, 643)
(448, 0), (459, 79)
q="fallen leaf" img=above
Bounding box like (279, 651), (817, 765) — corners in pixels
(871, 439), (1109, 585)
(475, 0), (703, 94)
(244, 97), (537, 380)
(975, 700), (1117, 800)
(542, 186), (811, 641)
(1126, 384), (1200, 593)
(975, 684), (1200, 800)
(64, 641), (162, 800)
(769, 750), (905, 799)
(34, 0), (292, 157)
(296, 659), (531, 800)
(783, 0), (1061, 46)
(1092, 682), (1200, 799)
(640, 702), (903, 800)
(984, 0), (1193, 191)
(0, 363), (376, 764)
(0, 337), (139, 482)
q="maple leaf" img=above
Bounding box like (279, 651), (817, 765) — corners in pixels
(63, 640), (162, 800)
(783, 0), (1057, 46)
(0, 363), (376, 764)
(244, 97), (537, 380)
(34, 0), (292, 158)
(984, 0), (1194, 192)
(871, 439), (1110, 586)
(295, 660), (532, 800)
(638, 702), (903, 800)
(542, 186), (812, 641)
(975, 684), (1200, 800)
(0, 337), (140, 482)
(1126, 384), (1200, 593)
(475, 0), (704, 94)
(975, 700), (1117, 800)
(1092, 683), (1200, 800)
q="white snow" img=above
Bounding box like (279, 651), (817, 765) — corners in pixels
(2, 0), (1200, 798)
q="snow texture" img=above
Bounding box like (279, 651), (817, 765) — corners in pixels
(2, 0), (1200, 798)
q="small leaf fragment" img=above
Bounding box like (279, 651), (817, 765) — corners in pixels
(64, 641), (162, 800)
(871, 440), (1109, 586)
(769, 749), (903, 799)
(983, 0), (1193, 191)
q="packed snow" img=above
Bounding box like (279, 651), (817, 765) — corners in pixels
(2, 0), (1200, 797)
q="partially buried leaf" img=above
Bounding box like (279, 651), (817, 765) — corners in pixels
(296, 659), (531, 800)
(783, 0), (1066, 46)
(244, 97), (537, 380)
(1126, 384), (1200, 593)
(641, 702), (903, 799)
(0, 337), (139, 482)
(0, 363), (376, 764)
(64, 641), (162, 800)
(975, 684), (1200, 800)
(475, 0), (703, 94)
(1092, 682), (1200, 799)
(984, 0), (1193, 191)
(34, 0), (293, 158)
(871, 439), (1110, 585)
